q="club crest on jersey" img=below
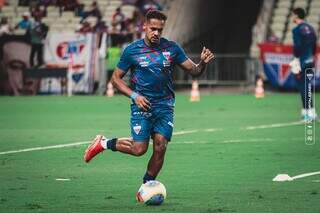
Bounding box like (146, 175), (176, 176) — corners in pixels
(162, 52), (171, 67)
(162, 51), (171, 60)
(133, 125), (142, 134)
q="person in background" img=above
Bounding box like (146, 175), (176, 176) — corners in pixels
(31, 4), (47, 20)
(39, 0), (54, 7)
(130, 9), (144, 39)
(15, 12), (32, 30)
(136, 0), (163, 15)
(290, 7), (318, 121)
(105, 43), (122, 82)
(77, 20), (92, 33)
(0, 17), (13, 36)
(87, 1), (102, 21)
(112, 7), (126, 32)
(28, 17), (49, 67)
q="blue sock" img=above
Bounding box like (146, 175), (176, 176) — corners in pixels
(143, 172), (155, 183)
(106, 138), (117, 152)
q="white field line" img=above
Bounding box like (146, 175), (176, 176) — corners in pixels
(174, 141), (209, 144)
(203, 128), (223, 132)
(273, 171), (320, 182)
(55, 178), (71, 181)
(0, 130), (202, 155)
(0, 141), (91, 155)
(219, 138), (275, 143)
(172, 130), (199, 135)
(0, 121), (306, 156)
(244, 121), (303, 130)
(291, 171), (320, 180)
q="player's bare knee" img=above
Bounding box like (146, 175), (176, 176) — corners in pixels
(133, 148), (147, 156)
(155, 143), (167, 154)
(132, 143), (148, 156)
(153, 139), (168, 154)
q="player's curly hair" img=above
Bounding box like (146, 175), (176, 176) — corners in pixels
(145, 10), (167, 21)
(292, 7), (306, 19)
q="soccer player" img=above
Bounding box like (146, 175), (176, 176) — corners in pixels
(84, 10), (214, 184)
(291, 7), (318, 120)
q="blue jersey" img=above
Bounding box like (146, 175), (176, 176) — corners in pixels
(292, 22), (317, 69)
(117, 38), (188, 106)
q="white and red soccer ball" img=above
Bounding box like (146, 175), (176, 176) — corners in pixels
(136, 180), (167, 205)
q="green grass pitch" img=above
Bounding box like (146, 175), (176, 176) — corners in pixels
(0, 93), (319, 213)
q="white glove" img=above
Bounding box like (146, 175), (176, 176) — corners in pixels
(289, 58), (301, 74)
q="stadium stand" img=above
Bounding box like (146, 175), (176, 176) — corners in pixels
(0, 0), (167, 38)
(0, 0), (170, 95)
(250, 0), (320, 57)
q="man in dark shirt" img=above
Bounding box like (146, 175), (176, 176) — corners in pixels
(291, 7), (318, 120)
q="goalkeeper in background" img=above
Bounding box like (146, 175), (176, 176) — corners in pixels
(291, 7), (318, 120)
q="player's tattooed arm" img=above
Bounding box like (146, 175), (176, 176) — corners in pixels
(111, 68), (151, 111)
(179, 47), (214, 77)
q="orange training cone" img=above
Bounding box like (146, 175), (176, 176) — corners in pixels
(190, 80), (200, 102)
(255, 78), (264, 98)
(106, 82), (114, 97)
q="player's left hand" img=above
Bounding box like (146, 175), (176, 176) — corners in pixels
(200, 47), (214, 63)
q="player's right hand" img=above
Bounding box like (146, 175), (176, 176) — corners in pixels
(135, 95), (151, 111)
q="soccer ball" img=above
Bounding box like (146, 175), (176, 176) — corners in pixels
(136, 180), (167, 205)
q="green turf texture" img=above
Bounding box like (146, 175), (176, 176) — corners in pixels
(0, 93), (319, 213)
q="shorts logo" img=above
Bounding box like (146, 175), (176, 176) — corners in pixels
(133, 125), (142, 134)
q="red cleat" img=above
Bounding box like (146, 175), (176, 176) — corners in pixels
(84, 135), (105, 163)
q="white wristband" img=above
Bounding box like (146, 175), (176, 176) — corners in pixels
(130, 92), (139, 100)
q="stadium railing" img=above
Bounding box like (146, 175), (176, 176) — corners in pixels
(174, 54), (260, 87)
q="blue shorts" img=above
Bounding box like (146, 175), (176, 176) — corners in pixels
(130, 104), (174, 142)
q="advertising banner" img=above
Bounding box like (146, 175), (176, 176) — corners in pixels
(258, 43), (320, 89)
(42, 33), (97, 93)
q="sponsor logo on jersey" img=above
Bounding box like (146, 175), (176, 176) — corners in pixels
(163, 61), (171, 67)
(138, 56), (149, 67)
(133, 111), (152, 117)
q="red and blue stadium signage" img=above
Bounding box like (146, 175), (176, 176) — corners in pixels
(56, 41), (85, 60)
(259, 43), (320, 89)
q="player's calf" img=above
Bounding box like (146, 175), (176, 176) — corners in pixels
(84, 136), (149, 162)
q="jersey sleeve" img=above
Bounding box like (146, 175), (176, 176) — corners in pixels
(174, 42), (188, 64)
(116, 46), (132, 73)
(292, 28), (301, 57)
(301, 25), (317, 55)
